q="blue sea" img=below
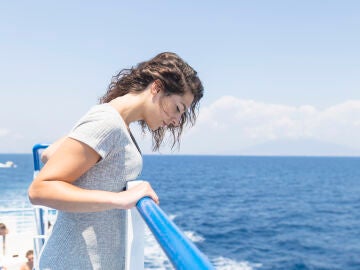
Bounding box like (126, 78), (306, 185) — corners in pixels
(1, 154), (360, 269)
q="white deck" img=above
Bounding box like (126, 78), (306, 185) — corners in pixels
(0, 211), (35, 270)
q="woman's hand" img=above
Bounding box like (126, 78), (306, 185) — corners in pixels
(116, 181), (159, 209)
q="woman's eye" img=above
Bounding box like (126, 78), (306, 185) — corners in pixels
(176, 106), (180, 113)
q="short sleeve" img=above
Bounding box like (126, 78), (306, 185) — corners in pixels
(68, 105), (123, 159)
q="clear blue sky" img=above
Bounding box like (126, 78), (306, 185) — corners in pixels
(1, 1), (360, 155)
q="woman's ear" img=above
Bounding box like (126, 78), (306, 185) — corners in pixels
(151, 79), (163, 94)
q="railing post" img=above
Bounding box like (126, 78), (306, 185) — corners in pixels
(125, 181), (145, 270)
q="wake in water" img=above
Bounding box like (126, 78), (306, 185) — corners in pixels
(144, 215), (259, 270)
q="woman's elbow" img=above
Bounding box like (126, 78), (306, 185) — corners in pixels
(28, 182), (43, 205)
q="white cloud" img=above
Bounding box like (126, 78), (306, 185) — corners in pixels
(4, 97), (359, 155)
(0, 128), (11, 137)
(179, 96), (360, 154)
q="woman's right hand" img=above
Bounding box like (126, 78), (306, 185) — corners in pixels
(118, 181), (159, 209)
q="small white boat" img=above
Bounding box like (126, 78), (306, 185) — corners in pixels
(0, 161), (17, 168)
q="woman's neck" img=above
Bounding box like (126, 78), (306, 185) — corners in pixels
(108, 93), (146, 128)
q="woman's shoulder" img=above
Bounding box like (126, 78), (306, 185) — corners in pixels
(68, 104), (128, 159)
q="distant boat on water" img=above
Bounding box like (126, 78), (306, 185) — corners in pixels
(0, 161), (17, 168)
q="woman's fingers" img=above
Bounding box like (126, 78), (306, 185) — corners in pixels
(124, 181), (159, 208)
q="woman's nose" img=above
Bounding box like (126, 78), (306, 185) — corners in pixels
(170, 118), (178, 126)
(171, 113), (181, 126)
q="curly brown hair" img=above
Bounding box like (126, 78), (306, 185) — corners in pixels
(99, 52), (204, 151)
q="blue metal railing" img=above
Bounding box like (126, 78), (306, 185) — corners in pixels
(137, 197), (215, 269)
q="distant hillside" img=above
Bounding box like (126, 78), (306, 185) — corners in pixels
(240, 139), (360, 156)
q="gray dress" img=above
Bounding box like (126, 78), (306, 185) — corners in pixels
(39, 103), (143, 270)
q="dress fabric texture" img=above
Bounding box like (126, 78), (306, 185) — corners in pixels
(38, 103), (143, 270)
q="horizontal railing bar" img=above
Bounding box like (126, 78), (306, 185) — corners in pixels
(136, 197), (214, 270)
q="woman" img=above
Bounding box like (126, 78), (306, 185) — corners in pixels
(28, 52), (204, 269)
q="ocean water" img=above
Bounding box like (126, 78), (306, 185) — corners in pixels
(1, 154), (360, 269)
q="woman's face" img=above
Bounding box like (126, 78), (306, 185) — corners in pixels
(147, 89), (194, 131)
